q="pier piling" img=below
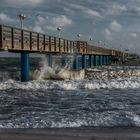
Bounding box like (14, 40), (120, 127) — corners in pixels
(21, 52), (30, 81)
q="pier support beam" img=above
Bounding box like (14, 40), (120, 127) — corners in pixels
(89, 55), (93, 67)
(62, 55), (67, 67)
(99, 55), (102, 66)
(21, 52), (30, 82)
(93, 55), (97, 66)
(104, 56), (106, 65)
(102, 56), (104, 65)
(47, 54), (53, 67)
(109, 56), (112, 64)
(73, 55), (78, 70)
(106, 56), (109, 64)
(97, 56), (100, 66)
(82, 54), (86, 69)
(105, 56), (108, 64)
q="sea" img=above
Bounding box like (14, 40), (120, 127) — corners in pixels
(0, 56), (140, 128)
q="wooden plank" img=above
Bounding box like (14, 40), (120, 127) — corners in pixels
(54, 37), (56, 52)
(45, 35), (49, 52)
(31, 32), (38, 51)
(0, 25), (3, 50)
(55, 37), (60, 52)
(2, 26), (12, 50)
(13, 28), (22, 50)
(30, 32), (32, 50)
(60, 39), (64, 52)
(43, 34), (45, 51)
(49, 36), (51, 52)
(38, 34), (44, 52)
(23, 31), (30, 51)
(51, 36), (55, 52)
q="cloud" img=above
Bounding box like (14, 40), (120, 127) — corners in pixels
(0, 13), (14, 23)
(33, 15), (72, 32)
(51, 15), (72, 27)
(85, 9), (102, 18)
(33, 25), (44, 33)
(104, 28), (113, 41)
(70, 3), (102, 18)
(103, 3), (127, 16)
(3, 0), (44, 7)
(110, 20), (122, 32)
(46, 15), (73, 31)
(130, 32), (137, 38)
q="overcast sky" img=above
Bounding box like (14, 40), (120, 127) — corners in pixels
(0, 0), (140, 55)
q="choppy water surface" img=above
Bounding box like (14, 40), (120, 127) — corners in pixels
(0, 58), (140, 128)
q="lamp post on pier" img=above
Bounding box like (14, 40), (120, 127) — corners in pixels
(57, 27), (62, 38)
(77, 34), (81, 41)
(19, 14), (26, 29)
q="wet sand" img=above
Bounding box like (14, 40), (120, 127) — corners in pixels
(0, 127), (140, 140)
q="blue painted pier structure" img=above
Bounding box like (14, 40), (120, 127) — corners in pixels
(0, 25), (129, 81)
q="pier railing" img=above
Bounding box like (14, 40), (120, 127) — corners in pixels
(0, 25), (119, 56)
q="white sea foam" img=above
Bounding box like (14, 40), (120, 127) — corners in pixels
(1, 111), (140, 128)
(0, 77), (140, 91)
(32, 56), (85, 80)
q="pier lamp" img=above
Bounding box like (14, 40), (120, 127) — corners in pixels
(57, 27), (62, 38)
(19, 13), (26, 29)
(89, 38), (93, 41)
(77, 34), (81, 40)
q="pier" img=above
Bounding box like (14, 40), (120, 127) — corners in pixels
(0, 25), (132, 81)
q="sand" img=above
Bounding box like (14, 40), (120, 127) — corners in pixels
(0, 127), (140, 140)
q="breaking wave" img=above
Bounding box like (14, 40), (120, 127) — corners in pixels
(0, 77), (140, 91)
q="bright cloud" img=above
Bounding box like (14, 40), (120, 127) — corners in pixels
(104, 28), (112, 41)
(0, 13), (14, 23)
(85, 9), (102, 18)
(70, 3), (102, 18)
(4, 0), (44, 7)
(33, 15), (72, 32)
(33, 25), (44, 33)
(103, 3), (127, 16)
(110, 20), (122, 32)
(130, 33), (137, 38)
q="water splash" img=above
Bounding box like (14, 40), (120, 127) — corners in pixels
(32, 55), (85, 80)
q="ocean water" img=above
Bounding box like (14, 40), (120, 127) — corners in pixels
(0, 57), (140, 128)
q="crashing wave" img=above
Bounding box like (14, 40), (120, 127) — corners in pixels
(0, 77), (140, 91)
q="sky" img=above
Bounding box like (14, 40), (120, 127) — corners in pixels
(0, 0), (140, 55)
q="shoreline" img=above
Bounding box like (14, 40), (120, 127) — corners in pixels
(0, 127), (140, 140)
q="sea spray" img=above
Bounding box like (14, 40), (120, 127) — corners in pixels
(32, 55), (85, 80)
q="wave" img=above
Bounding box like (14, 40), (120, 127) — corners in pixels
(0, 77), (140, 91)
(0, 111), (140, 128)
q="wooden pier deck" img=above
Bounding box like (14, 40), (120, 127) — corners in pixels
(0, 25), (124, 57)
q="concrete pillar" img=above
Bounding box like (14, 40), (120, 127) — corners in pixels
(99, 55), (102, 65)
(106, 56), (109, 64)
(93, 55), (97, 66)
(47, 54), (53, 67)
(73, 55), (78, 70)
(109, 56), (112, 64)
(62, 55), (67, 67)
(21, 52), (30, 81)
(89, 55), (93, 67)
(102, 56), (104, 65)
(82, 54), (86, 69)
(77, 56), (82, 69)
(105, 56), (108, 64)
(104, 56), (106, 64)
(97, 56), (100, 65)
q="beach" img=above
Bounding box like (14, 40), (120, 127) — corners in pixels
(0, 127), (140, 140)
